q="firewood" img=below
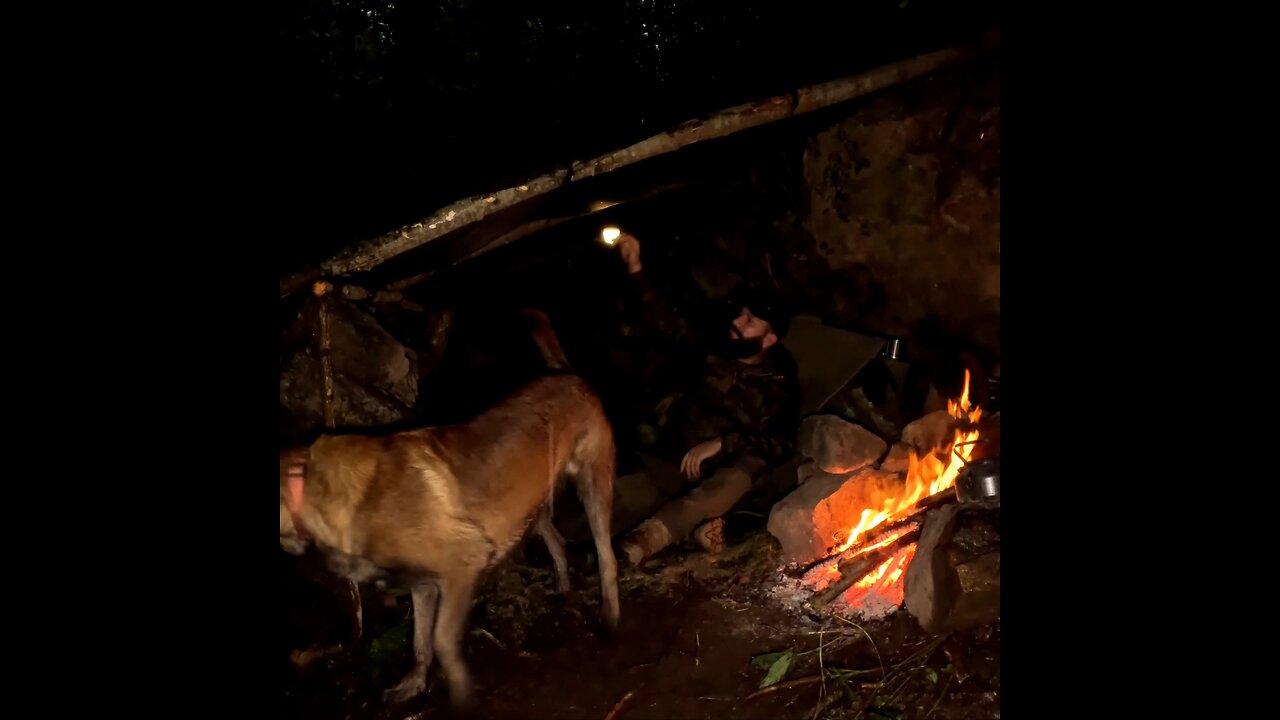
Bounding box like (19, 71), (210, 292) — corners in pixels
(807, 527), (921, 612)
(785, 487), (955, 578)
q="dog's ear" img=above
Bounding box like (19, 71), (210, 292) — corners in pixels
(522, 307), (572, 371)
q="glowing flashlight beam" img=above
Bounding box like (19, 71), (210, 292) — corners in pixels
(601, 226), (621, 246)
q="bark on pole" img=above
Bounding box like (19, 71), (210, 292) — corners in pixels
(284, 41), (989, 294)
(313, 280), (337, 429)
(320, 171), (568, 278)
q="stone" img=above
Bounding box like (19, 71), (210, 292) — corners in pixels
(767, 467), (903, 563)
(798, 415), (887, 474)
(279, 299), (419, 434)
(901, 409), (955, 456)
(796, 459), (820, 486)
(323, 301), (418, 408)
(879, 442), (913, 474)
(280, 354), (413, 432)
(800, 62), (1001, 359)
(904, 502), (1000, 634)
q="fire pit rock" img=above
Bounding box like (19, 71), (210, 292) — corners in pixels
(878, 441), (914, 474)
(904, 502), (1000, 634)
(767, 467), (902, 563)
(901, 409), (957, 457)
(798, 414), (887, 474)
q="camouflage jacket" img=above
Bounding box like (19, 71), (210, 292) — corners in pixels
(677, 349), (801, 466)
(623, 271), (801, 466)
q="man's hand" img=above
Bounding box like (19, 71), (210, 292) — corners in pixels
(617, 232), (642, 274)
(680, 437), (722, 480)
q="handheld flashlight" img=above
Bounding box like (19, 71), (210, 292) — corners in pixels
(600, 226), (621, 246)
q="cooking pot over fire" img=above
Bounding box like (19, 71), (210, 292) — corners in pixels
(955, 456), (1000, 503)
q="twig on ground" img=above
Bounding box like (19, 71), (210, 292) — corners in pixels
(472, 628), (532, 658)
(745, 675), (829, 700)
(831, 616), (886, 680)
(813, 629), (827, 720)
(922, 670), (955, 720)
(604, 689), (637, 720)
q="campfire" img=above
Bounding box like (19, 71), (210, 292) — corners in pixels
(792, 372), (984, 619)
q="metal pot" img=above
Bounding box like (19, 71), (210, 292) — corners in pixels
(880, 337), (904, 361)
(956, 457), (1000, 503)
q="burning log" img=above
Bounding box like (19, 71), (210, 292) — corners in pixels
(785, 485), (957, 579)
(806, 527), (921, 613)
(915, 485), (960, 512)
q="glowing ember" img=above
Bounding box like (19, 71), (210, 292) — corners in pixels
(840, 544), (917, 611)
(803, 371), (982, 617)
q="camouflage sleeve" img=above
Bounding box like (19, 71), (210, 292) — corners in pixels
(719, 371), (802, 465)
(625, 270), (699, 353)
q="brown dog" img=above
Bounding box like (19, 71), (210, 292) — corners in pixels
(279, 309), (620, 708)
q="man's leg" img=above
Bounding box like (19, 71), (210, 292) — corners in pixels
(620, 456), (766, 564)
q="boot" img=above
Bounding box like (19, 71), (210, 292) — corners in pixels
(619, 517), (673, 566)
(692, 517), (726, 554)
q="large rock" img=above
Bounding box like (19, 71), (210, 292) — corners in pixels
(901, 409), (956, 456)
(798, 415), (887, 474)
(280, 355), (413, 432)
(904, 502), (1000, 634)
(280, 299), (418, 434)
(767, 467), (903, 563)
(323, 301), (418, 408)
(879, 441), (914, 474)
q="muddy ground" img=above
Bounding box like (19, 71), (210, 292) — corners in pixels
(279, 525), (999, 720)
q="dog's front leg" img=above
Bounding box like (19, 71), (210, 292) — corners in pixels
(383, 582), (440, 704)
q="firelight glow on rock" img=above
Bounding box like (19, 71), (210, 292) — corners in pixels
(804, 371), (983, 617)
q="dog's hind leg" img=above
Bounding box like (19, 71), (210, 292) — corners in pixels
(384, 582), (440, 704)
(535, 507), (571, 592)
(433, 565), (484, 709)
(575, 431), (621, 633)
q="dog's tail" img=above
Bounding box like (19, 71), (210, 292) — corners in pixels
(522, 308), (572, 372)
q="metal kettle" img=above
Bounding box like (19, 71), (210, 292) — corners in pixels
(955, 456), (1000, 503)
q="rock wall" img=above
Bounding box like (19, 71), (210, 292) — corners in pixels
(800, 58), (1000, 360)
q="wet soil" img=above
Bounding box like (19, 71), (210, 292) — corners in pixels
(279, 529), (999, 720)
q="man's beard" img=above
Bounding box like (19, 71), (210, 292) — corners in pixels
(723, 335), (766, 359)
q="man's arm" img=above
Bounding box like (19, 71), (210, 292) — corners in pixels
(616, 233), (699, 353)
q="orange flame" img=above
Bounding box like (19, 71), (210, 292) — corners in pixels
(830, 370), (982, 555)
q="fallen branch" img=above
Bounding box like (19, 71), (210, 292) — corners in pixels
(385, 181), (692, 291)
(321, 171), (568, 278)
(807, 528), (921, 612)
(283, 41), (991, 292)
